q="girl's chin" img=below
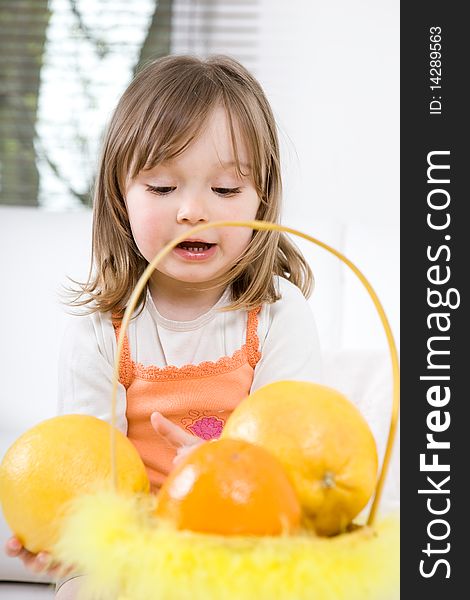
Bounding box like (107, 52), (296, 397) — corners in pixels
(152, 266), (225, 287)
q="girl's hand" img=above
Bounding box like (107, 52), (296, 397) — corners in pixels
(150, 412), (203, 465)
(4, 536), (74, 579)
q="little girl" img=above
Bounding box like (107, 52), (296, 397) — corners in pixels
(6, 54), (321, 596)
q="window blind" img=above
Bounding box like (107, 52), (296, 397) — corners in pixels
(0, 0), (260, 209)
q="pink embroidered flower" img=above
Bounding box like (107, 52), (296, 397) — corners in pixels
(188, 416), (224, 440)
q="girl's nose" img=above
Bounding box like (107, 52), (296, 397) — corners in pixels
(176, 196), (209, 224)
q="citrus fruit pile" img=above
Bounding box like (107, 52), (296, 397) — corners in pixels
(155, 380), (378, 537)
(223, 380), (378, 535)
(0, 380), (378, 554)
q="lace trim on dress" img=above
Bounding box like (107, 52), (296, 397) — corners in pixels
(111, 307), (261, 387)
(111, 317), (134, 389)
(246, 306), (261, 368)
(133, 346), (249, 382)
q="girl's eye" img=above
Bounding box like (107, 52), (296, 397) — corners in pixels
(146, 185), (175, 195)
(212, 187), (242, 196)
(145, 185), (242, 197)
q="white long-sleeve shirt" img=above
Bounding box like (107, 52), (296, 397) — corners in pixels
(58, 276), (323, 432)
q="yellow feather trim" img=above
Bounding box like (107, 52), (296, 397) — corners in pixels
(54, 491), (399, 600)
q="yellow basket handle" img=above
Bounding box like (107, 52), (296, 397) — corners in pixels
(110, 220), (400, 527)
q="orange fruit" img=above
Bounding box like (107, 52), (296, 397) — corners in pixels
(0, 414), (149, 553)
(155, 438), (301, 536)
(221, 381), (378, 535)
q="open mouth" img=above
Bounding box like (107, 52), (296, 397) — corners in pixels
(173, 240), (218, 261)
(177, 241), (215, 252)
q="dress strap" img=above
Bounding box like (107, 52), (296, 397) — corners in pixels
(111, 314), (134, 389)
(245, 307), (262, 368)
(112, 307), (261, 386)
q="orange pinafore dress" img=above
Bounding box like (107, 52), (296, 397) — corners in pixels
(112, 307), (261, 491)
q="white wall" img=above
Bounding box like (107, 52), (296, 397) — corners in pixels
(255, 1), (399, 352)
(255, 0), (399, 226)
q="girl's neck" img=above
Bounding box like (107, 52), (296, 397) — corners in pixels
(148, 275), (227, 321)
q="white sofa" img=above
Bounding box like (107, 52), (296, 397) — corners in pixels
(0, 206), (399, 598)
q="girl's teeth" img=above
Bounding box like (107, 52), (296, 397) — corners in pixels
(177, 242), (213, 252)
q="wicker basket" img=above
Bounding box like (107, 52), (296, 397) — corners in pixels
(56, 221), (400, 600)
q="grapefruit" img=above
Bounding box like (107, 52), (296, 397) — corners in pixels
(0, 414), (149, 553)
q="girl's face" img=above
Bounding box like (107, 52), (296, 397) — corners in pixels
(125, 107), (260, 291)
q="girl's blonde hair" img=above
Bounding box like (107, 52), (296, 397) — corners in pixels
(72, 54), (313, 313)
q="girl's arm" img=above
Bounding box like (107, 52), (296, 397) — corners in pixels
(58, 313), (128, 431)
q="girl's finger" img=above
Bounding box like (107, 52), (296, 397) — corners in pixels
(150, 412), (200, 448)
(35, 552), (53, 571)
(29, 553), (74, 579)
(5, 537), (22, 557)
(21, 550), (49, 573)
(41, 559), (75, 579)
(20, 550), (42, 572)
(173, 441), (203, 465)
